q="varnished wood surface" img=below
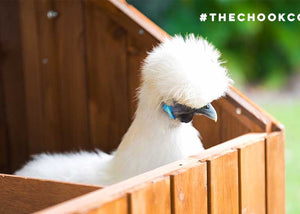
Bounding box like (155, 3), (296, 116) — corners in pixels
(0, 174), (100, 214)
(0, 0), (28, 172)
(208, 151), (239, 214)
(88, 196), (128, 214)
(85, 1), (129, 152)
(239, 139), (266, 214)
(37, 133), (267, 214)
(171, 162), (207, 214)
(266, 132), (285, 214)
(129, 177), (171, 214)
(19, 0), (44, 162)
(54, 0), (90, 150)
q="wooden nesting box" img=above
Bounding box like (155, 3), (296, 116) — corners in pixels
(0, 0), (285, 213)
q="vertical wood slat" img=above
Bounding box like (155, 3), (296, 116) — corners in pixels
(239, 140), (266, 214)
(54, 0), (90, 150)
(0, 56), (8, 172)
(20, 0), (60, 154)
(0, 0), (28, 172)
(266, 131), (285, 214)
(208, 150), (239, 214)
(88, 196), (128, 214)
(0, 2), (10, 172)
(129, 177), (171, 214)
(19, 0), (44, 154)
(36, 0), (62, 153)
(220, 107), (250, 143)
(126, 36), (147, 119)
(84, 0), (129, 152)
(20, 0), (90, 155)
(171, 163), (207, 214)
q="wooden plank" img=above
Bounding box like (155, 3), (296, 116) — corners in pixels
(226, 86), (272, 132)
(36, 0), (63, 153)
(20, 0), (61, 154)
(193, 101), (221, 149)
(88, 196), (128, 214)
(0, 173), (100, 214)
(171, 162), (207, 214)
(19, 0), (44, 154)
(220, 104), (250, 143)
(266, 131), (285, 214)
(0, 1), (9, 172)
(126, 36), (148, 119)
(37, 134), (266, 214)
(0, 51), (8, 173)
(0, 0), (28, 172)
(90, 0), (166, 49)
(21, 0), (92, 154)
(207, 150), (239, 214)
(219, 97), (263, 132)
(238, 139), (265, 214)
(37, 160), (192, 214)
(129, 177), (171, 214)
(54, 0), (90, 150)
(84, 1), (129, 152)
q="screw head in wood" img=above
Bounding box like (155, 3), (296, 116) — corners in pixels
(138, 29), (144, 35)
(42, 58), (48, 64)
(47, 10), (59, 19)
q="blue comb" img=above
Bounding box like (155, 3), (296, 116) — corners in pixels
(162, 103), (176, 119)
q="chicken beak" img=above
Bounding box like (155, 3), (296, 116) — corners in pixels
(195, 103), (217, 122)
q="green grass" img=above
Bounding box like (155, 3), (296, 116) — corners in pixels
(259, 100), (300, 214)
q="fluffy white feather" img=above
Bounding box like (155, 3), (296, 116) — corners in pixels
(15, 34), (231, 185)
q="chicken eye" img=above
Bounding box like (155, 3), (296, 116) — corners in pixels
(202, 104), (210, 110)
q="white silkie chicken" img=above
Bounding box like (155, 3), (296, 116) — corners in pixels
(15, 34), (231, 185)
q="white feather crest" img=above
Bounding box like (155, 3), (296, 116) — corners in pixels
(141, 34), (232, 108)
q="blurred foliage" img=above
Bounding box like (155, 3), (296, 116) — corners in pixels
(127, 0), (300, 87)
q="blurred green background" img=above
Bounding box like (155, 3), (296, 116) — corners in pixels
(128, 0), (300, 213)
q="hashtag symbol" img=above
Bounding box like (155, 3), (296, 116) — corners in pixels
(199, 13), (207, 22)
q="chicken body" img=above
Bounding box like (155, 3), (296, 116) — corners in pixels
(15, 87), (203, 185)
(15, 34), (230, 185)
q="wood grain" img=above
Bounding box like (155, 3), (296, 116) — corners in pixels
(126, 36), (148, 119)
(36, 134), (266, 214)
(84, 0), (130, 152)
(21, 0), (91, 155)
(54, 0), (90, 150)
(37, 0), (63, 153)
(226, 86), (272, 132)
(208, 150), (239, 214)
(19, 0), (45, 154)
(239, 139), (266, 214)
(171, 162), (207, 214)
(0, 0), (28, 172)
(0, 51), (8, 173)
(0, 173), (100, 214)
(129, 177), (171, 214)
(266, 131), (285, 214)
(88, 196), (128, 214)
(20, 0), (62, 154)
(91, 0), (166, 49)
(220, 103), (250, 143)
